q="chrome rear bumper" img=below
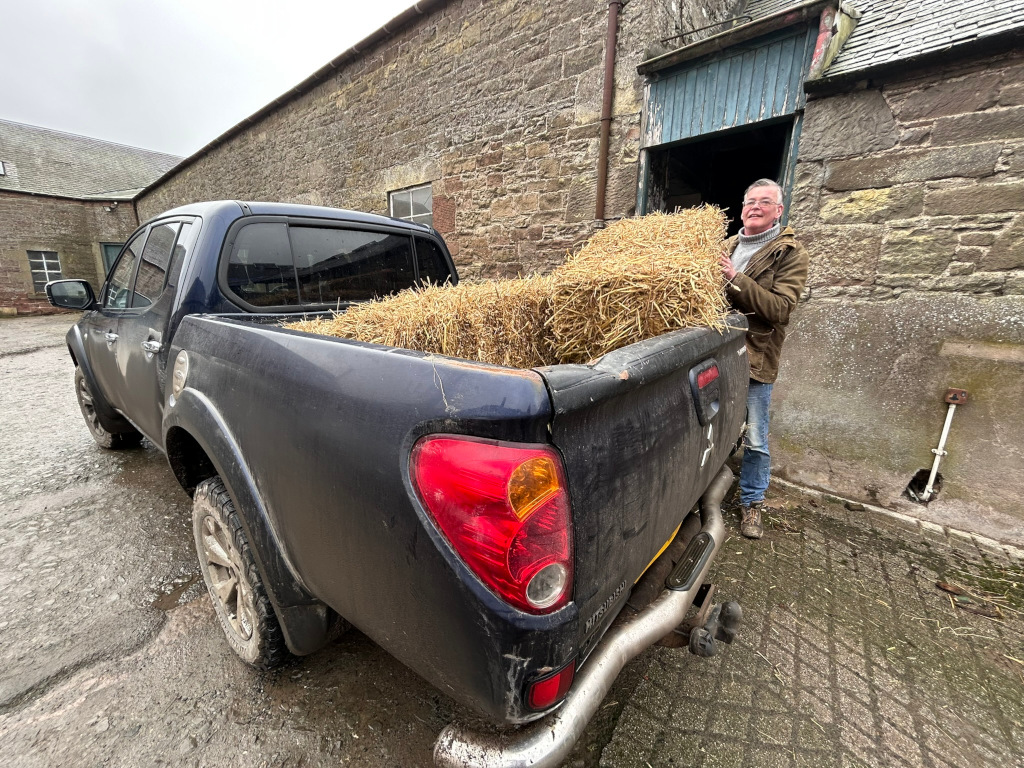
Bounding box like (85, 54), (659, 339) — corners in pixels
(434, 465), (734, 768)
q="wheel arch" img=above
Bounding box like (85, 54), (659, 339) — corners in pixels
(164, 390), (341, 656)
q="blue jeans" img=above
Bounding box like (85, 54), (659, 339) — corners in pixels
(739, 379), (773, 507)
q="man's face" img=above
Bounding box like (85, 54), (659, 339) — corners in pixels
(740, 187), (784, 235)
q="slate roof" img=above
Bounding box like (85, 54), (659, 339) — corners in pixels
(742, 0), (1024, 77)
(0, 119), (182, 201)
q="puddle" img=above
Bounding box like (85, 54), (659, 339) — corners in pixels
(152, 574), (202, 611)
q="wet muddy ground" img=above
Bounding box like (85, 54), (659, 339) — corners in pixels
(1, 314), (1021, 767)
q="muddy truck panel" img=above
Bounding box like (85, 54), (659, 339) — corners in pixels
(165, 312), (747, 723)
(47, 200), (750, 763)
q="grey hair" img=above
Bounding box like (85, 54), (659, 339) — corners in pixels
(744, 179), (784, 203)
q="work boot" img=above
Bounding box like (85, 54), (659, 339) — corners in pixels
(740, 503), (764, 539)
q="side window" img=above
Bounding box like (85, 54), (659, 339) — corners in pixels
(226, 223), (299, 306)
(105, 232), (146, 308)
(414, 237), (453, 286)
(166, 221), (193, 288)
(131, 222), (180, 308)
(290, 227), (416, 303)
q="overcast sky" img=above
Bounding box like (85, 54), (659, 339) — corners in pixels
(3, 0), (418, 158)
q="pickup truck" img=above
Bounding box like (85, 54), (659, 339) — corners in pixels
(47, 200), (748, 768)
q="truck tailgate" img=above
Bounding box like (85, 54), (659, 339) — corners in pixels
(537, 317), (748, 661)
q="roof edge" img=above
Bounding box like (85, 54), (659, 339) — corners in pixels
(135, 0), (451, 200)
(638, 0), (833, 75)
(805, 25), (1024, 93)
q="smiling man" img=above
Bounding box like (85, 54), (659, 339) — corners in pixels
(718, 179), (809, 539)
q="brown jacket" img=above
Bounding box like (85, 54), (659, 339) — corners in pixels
(725, 226), (809, 384)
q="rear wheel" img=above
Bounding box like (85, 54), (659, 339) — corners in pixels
(192, 476), (287, 669)
(74, 368), (142, 449)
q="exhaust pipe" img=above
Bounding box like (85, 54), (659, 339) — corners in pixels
(433, 466), (734, 768)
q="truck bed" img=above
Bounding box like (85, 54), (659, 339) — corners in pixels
(167, 312), (748, 722)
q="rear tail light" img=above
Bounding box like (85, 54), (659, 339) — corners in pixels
(411, 435), (573, 614)
(526, 660), (576, 711)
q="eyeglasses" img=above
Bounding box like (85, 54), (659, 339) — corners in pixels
(742, 198), (781, 208)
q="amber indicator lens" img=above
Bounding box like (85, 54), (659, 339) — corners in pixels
(508, 456), (560, 520)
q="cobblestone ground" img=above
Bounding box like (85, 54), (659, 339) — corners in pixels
(600, 492), (1024, 768)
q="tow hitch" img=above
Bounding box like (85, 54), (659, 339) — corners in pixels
(658, 583), (742, 656)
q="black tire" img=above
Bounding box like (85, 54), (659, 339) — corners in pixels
(192, 476), (288, 669)
(74, 367), (143, 449)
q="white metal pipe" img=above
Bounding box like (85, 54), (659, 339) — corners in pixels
(922, 403), (957, 502)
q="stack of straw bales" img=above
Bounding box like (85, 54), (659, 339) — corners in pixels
(285, 206), (728, 368)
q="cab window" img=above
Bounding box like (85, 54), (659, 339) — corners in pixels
(131, 222), (180, 308)
(105, 232), (146, 308)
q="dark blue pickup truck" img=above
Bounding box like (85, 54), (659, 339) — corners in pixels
(48, 200), (748, 768)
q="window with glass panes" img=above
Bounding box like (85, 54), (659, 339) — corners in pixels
(27, 251), (62, 291)
(389, 184), (432, 227)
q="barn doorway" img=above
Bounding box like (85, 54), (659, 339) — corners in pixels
(644, 120), (793, 235)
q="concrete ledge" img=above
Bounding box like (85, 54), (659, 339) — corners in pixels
(772, 476), (1024, 560)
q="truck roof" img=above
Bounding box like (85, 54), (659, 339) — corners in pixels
(144, 199), (433, 233)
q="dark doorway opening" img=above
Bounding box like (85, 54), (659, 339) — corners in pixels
(644, 120), (793, 235)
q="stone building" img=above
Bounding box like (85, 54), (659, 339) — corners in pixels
(0, 119), (180, 315)
(136, 0), (1024, 535)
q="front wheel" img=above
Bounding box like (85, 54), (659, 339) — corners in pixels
(74, 368), (142, 449)
(192, 476), (287, 669)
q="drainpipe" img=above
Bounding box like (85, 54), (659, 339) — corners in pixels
(595, 0), (624, 222)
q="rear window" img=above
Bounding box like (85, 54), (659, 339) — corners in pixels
(226, 223), (299, 306)
(225, 222), (435, 307)
(291, 227), (414, 303)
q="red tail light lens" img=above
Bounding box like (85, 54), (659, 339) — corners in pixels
(697, 364), (719, 389)
(527, 661), (576, 711)
(411, 435), (573, 614)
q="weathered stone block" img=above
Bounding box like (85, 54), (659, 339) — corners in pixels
(933, 272), (1006, 293)
(563, 42), (603, 79)
(825, 144), (1002, 191)
(1004, 274), (1024, 294)
(879, 229), (958, 274)
(820, 187), (925, 225)
(800, 225), (882, 286)
(899, 126), (931, 146)
(960, 231), (997, 247)
(526, 142), (551, 159)
(982, 216), (1024, 270)
(926, 181), (1024, 216)
(946, 261), (976, 276)
(952, 248), (985, 265)
(800, 90), (899, 161)
(931, 106), (1024, 146)
(896, 72), (1001, 120)
(524, 54), (564, 91)
(788, 162), (824, 227)
(1001, 82), (1024, 108)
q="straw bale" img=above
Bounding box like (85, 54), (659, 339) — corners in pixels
(546, 207), (728, 363)
(285, 206), (728, 368)
(286, 276), (556, 369)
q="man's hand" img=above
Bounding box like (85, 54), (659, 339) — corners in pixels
(719, 253), (737, 281)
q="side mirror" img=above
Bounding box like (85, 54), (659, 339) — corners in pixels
(46, 279), (97, 311)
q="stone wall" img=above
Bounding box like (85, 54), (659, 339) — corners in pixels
(0, 192), (139, 315)
(776, 48), (1024, 535)
(138, 0), (735, 280)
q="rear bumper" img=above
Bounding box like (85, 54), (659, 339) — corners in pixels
(433, 464), (734, 768)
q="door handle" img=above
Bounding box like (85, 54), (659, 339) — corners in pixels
(141, 340), (163, 354)
(104, 332), (118, 345)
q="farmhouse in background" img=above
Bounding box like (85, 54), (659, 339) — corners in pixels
(0, 119), (180, 315)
